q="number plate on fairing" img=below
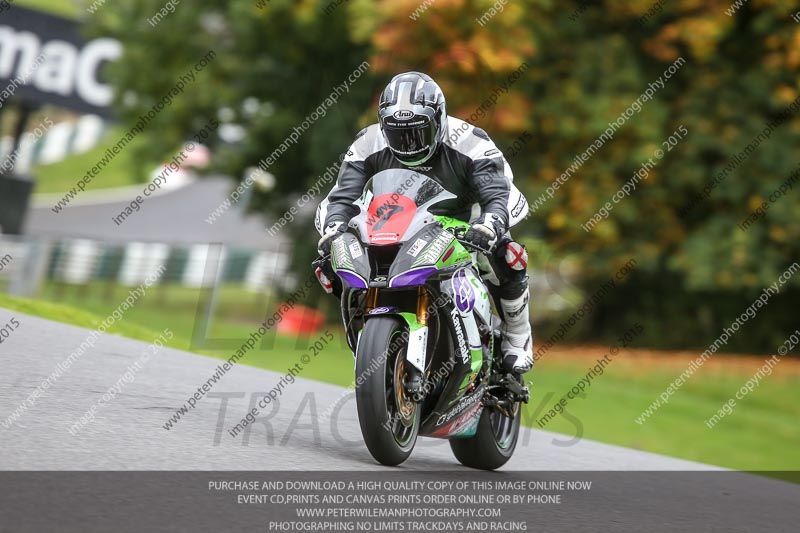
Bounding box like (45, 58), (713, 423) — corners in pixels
(406, 326), (427, 372)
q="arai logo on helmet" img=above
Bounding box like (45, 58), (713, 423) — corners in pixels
(392, 110), (415, 121)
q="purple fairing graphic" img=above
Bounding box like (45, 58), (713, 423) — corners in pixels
(389, 267), (438, 287)
(337, 270), (367, 288)
(452, 268), (475, 313)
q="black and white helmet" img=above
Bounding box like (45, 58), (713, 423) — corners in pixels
(378, 71), (447, 166)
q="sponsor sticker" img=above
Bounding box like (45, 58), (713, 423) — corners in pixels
(348, 240), (363, 258)
(452, 269), (476, 313)
(450, 308), (470, 365)
(511, 194), (526, 218)
(417, 231), (453, 265)
(436, 388), (482, 426)
(371, 232), (398, 243)
(407, 238), (428, 257)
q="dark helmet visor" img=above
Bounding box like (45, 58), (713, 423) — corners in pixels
(382, 118), (437, 164)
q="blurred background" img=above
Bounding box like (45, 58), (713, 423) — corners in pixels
(0, 0), (798, 472)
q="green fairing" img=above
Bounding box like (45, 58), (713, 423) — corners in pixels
(460, 318), (494, 397)
(433, 216), (472, 267)
(470, 348), (483, 374)
(470, 275), (488, 300)
(397, 311), (424, 331)
(434, 215), (469, 230)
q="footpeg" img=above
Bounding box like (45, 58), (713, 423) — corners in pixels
(519, 386), (530, 404)
(498, 373), (530, 403)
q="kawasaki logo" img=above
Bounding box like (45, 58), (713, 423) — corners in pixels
(450, 308), (469, 364)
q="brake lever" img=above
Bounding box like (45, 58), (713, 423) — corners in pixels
(311, 255), (330, 269)
(456, 237), (493, 256)
(448, 227), (487, 254)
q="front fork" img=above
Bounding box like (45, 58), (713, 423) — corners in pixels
(416, 286), (430, 326)
(363, 286), (429, 324)
(364, 287), (379, 313)
(364, 287), (430, 395)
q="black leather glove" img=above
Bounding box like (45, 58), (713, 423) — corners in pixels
(317, 221), (347, 256)
(463, 213), (505, 253)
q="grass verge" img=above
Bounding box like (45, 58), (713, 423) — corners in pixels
(32, 128), (149, 195)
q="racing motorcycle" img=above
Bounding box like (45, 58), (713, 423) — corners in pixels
(313, 169), (529, 470)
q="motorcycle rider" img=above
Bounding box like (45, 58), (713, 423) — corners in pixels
(315, 71), (532, 375)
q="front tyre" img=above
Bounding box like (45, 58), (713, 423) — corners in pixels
(449, 402), (521, 470)
(355, 316), (419, 466)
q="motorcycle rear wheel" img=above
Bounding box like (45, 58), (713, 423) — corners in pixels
(355, 316), (419, 466)
(449, 400), (521, 470)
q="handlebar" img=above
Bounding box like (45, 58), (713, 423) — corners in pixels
(311, 255), (330, 269)
(311, 234), (493, 270)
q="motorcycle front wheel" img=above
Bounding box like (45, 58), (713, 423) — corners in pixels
(355, 316), (419, 466)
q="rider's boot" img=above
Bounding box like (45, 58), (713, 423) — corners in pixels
(500, 287), (533, 374)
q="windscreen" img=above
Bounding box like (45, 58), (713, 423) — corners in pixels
(355, 169), (453, 245)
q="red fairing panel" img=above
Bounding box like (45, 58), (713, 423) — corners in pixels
(366, 193), (417, 244)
